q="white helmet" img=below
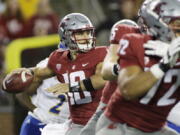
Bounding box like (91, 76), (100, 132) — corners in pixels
(58, 13), (95, 52)
(112, 19), (138, 29)
(110, 19), (138, 42)
(138, 0), (180, 42)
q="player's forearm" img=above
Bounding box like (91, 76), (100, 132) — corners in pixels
(48, 75), (107, 94)
(31, 67), (54, 80)
(101, 62), (118, 80)
(30, 67), (54, 85)
(79, 75), (107, 91)
(80, 62), (107, 91)
(118, 67), (158, 100)
(16, 93), (36, 112)
(101, 44), (119, 80)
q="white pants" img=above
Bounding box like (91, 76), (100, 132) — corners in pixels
(65, 121), (84, 135)
(96, 113), (179, 135)
(41, 120), (71, 135)
(79, 102), (107, 135)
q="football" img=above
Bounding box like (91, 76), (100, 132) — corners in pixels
(2, 70), (34, 93)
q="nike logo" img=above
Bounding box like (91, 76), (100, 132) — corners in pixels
(72, 65), (76, 69)
(82, 63), (88, 67)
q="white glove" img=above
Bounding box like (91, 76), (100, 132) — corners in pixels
(149, 38), (180, 79)
(161, 37), (180, 68)
(144, 40), (169, 57)
(169, 37), (180, 57)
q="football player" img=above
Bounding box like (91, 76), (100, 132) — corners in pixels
(3, 13), (108, 135)
(16, 58), (70, 135)
(96, 0), (180, 135)
(143, 28), (180, 134)
(142, 32), (180, 134)
(45, 13), (108, 135)
(79, 19), (140, 135)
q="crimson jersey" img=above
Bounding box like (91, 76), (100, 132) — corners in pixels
(105, 33), (180, 132)
(101, 81), (117, 104)
(101, 25), (140, 104)
(48, 46), (107, 125)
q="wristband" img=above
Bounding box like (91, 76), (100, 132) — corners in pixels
(83, 78), (95, 91)
(112, 64), (120, 76)
(159, 62), (170, 72)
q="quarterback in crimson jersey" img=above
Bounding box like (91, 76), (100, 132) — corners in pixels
(3, 13), (107, 135)
(96, 0), (180, 135)
(44, 13), (108, 135)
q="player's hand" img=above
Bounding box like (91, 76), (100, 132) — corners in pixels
(46, 83), (69, 95)
(144, 40), (169, 57)
(3, 68), (33, 84)
(161, 37), (180, 68)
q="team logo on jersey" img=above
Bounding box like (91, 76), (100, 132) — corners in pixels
(56, 64), (61, 71)
(82, 63), (89, 67)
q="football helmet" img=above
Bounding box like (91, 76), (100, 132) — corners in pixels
(58, 13), (95, 52)
(110, 19), (138, 41)
(112, 19), (138, 29)
(138, 0), (180, 42)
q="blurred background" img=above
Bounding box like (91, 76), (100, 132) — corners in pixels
(0, 0), (143, 134)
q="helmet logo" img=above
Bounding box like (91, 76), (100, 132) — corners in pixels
(153, 2), (167, 17)
(56, 64), (61, 71)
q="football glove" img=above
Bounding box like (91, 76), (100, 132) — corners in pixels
(161, 37), (180, 69)
(144, 40), (169, 57)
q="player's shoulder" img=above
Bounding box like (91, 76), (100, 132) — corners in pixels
(119, 33), (152, 58)
(116, 24), (139, 32)
(122, 33), (152, 47)
(48, 49), (69, 67)
(84, 46), (107, 62)
(49, 49), (67, 59)
(94, 46), (107, 49)
(93, 46), (108, 55)
(94, 46), (107, 51)
(110, 25), (140, 44)
(123, 33), (148, 40)
(51, 48), (66, 55)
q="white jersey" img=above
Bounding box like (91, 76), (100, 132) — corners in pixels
(30, 58), (69, 123)
(167, 102), (180, 126)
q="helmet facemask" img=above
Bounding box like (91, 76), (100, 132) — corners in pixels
(70, 28), (95, 52)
